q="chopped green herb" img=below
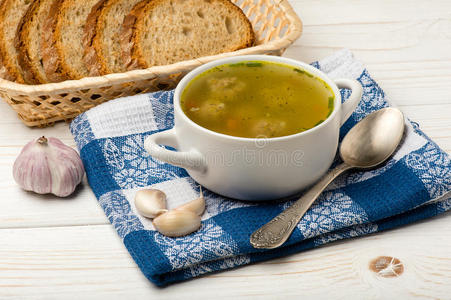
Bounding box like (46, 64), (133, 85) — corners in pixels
(229, 62), (263, 68)
(328, 96), (334, 109)
(245, 62), (263, 67)
(293, 68), (305, 74)
(294, 68), (313, 77)
(326, 109), (333, 118)
(314, 119), (325, 127)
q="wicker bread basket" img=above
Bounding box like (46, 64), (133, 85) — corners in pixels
(1, 0), (302, 127)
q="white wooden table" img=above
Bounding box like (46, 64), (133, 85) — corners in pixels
(1, 1), (451, 298)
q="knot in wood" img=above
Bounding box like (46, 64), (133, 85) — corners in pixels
(369, 256), (404, 277)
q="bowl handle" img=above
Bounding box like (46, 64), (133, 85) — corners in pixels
(335, 79), (363, 126)
(144, 129), (207, 173)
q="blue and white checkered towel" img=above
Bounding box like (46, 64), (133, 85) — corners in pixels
(70, 49), (451, 286)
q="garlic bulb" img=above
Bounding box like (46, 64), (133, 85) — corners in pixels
(153, 210), (201, 237)
(13, 136), (84, 197)
(175, 187), (205, 216)
(135, 189), (168, 218)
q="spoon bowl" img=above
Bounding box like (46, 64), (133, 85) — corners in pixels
(340, 107), (405, 168)
(250, 107), (405, 249)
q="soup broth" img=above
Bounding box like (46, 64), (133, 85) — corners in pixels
(181, 61), (334, 138)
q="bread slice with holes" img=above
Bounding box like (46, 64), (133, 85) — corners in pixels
(42, 0), (100, 81)
(0, 0), (33, 83)
(84, 0), (144, 76)
(121, 0), (254, 70)
(41, 0), (67, 82)
(16, 0), (54, 84)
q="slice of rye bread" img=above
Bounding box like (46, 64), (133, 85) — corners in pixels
(121, 0), (255, 70)
(84, 0), (144, 76)
(0, 0), (7, 80)
(15, 0), (54, 84)
(42, 0), (100, 81)
(42, 0), (70, 82)
(0, 0), (33, 83)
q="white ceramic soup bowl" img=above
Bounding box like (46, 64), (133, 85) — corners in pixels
(144, 55), (362, 201)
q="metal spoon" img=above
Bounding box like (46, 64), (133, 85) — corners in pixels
(250, 107), (405, 249)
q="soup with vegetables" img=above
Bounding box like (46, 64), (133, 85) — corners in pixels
(181, 61), (334, 138)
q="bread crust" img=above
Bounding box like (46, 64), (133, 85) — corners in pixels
(225, 0), (255, 48)
(120, 0), (149, 71)
(55, 0), (81, 79)
(121, 0), (255, 71)
(0, 0), (28, 83)
(4, 0), (255, 83)
(0, 0), (13, 81)
(85, 0), (138, 75)
(83, 0), (108, 76)
(56, 0), (103, 79)
(15, 0), (44, 84)
(42, 0), (70, 82)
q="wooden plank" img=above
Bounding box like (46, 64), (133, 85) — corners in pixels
(1, 101), (450, 229)
(399, 104), (451, 152)
(0, 147), (108, 228)
(0, 211), (450, 299)
(0, 123), (450, 229)
(0, 2), (450, 127)
(0, 101), (75, 146)
(284, 0), (451, 107)
(291, 0), (451, 24)
(0, 0), (450, 297)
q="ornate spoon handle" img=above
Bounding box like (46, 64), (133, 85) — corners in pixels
(250, 163), (352, 249)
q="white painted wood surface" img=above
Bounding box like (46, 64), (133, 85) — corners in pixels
(1, 0), (450, 298)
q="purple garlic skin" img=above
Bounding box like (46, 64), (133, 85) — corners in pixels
(13, 136), (85, 197)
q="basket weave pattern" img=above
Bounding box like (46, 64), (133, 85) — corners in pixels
(0, 0), (302, 127)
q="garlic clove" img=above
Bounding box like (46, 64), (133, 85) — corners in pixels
(135, 189), (168, 219)
(13, 136), (84, 197)
(153, 210), (201, 237)
(175, 187), (205, 216)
